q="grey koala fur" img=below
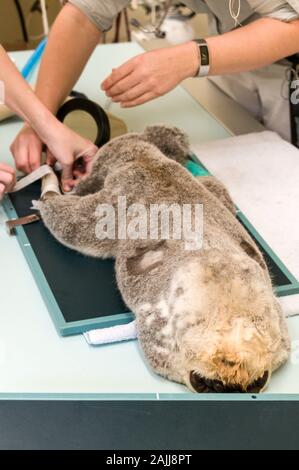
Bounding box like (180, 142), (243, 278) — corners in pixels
(38, 125), (290, 393)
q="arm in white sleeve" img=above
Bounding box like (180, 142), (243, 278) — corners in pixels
(247, 0), (299, 22)
(68, 0), (131, 31)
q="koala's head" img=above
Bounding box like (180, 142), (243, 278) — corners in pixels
(91, 124), (190, 168)
(141, 125), (190, 165)
(175, 254), (289, 393)
(125, 238), (290, 394)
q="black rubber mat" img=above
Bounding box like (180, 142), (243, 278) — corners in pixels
(9, 182), (129, 324)
(8, 182), (291, 329)
(238, 219), (291, 287)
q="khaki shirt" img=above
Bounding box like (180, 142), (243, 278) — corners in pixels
(68, 0), (299, 32)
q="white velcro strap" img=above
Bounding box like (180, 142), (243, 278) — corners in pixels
(9, 164), (53, 193)
(41, 169), (61, 199)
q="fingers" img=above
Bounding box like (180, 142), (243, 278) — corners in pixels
(0, 165), (16, 199)
(102, 47), (186, 109)
(44, 127), (98, 191)
(0, 162), (15, 174)
(101, 53), (163, 108)
(121, 92), (158, 108)
(10, 126), (42, 174)
(0, 169), (15, 188)
(0, 183), (5, 200)
(76, 143), (98, 160)
(72, 151), (96, 182)
(60, 140), (98, 191)
(10, 144), (31, 174)
(46, 150), (56, 167)
(84, 155), (95, 176)
(28, 140), (43, 171)
(73, 143), (98, 176)
(61, 160), (75, 193)
(111, 82), (150, 105)
(73, 158), (85, 179)
(105, 72), (141, 100)
(101, 58), (136, 92)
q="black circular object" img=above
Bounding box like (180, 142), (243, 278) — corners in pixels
(56, 97), (111, 147)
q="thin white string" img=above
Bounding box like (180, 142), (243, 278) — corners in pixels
(229, 0), (242, 27)
(151, 0), (156, 26)
(281, 65), (299, 100)
(104, 97), (113, 112)
(40, 0), (50, 36)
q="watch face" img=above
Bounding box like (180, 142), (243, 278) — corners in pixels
(201, 47), (209, 65)
(193, 40), (210, 77)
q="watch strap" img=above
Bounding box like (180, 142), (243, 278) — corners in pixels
(193, 39), (210, 78)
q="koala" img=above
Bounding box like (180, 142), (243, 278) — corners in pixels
(37, 125), (290, 393)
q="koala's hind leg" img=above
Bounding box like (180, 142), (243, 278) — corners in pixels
(198, 176), (236, 215)
(39, 190), (118, 259)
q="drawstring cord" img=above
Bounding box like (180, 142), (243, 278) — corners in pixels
(281, 65), (299, 100)
(229, 0), (242, 27)
(228, 0), (298, 104)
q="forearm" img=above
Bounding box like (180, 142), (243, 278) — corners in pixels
(0, 44), (58, 138)
(35, 3), (102, 112)
(206, 17), (299, 76)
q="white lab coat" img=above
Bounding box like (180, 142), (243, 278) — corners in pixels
(210, 64), (291, 142)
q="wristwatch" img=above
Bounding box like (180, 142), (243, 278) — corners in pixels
(193, 39), (210, 78)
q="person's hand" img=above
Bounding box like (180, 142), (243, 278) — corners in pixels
(11, 121), (98, 192)
(101, 42), (199, 108)
(45, 122), (98, 192)
(0, 163), (16, 200)
(10, 123), (43, 174)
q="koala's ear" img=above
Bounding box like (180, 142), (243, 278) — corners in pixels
(126, 241), (166, 275)
(240, 237), (267, 271)
(142, 125), (190, 165)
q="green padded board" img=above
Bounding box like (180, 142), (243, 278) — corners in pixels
(3, 158), (299, 337)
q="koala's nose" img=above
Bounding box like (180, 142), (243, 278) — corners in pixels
(189, 371), (232, 393)
(246, 371), (269, 393)
(190, 371), (269, 393)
